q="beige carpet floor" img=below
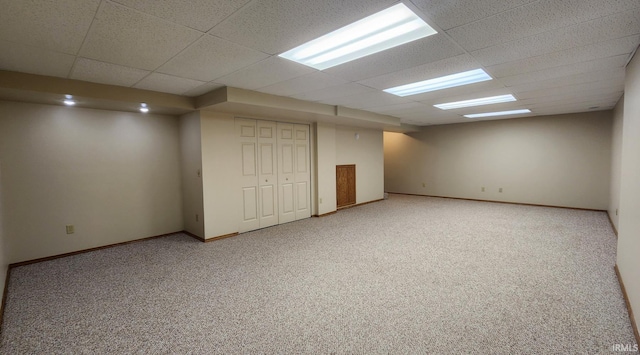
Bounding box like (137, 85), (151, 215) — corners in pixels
(1, 194), (637, 353)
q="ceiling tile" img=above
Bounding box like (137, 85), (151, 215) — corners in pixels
(133, 73), (207, 95)
(471, 8), (640, 66)
(209, 0), (397, 54)
(0, 40), (75, 78)
(70, 58), (150, 87)
(486, 35), (640, 78)
(257, 72), (347, 97)
(319, 91), (411, 110)
(216, 57), (315, 90)
(362, 102), (429, 115)
(498, 54), (630, 87)
(447, 0), (640, 52)
(110, 0), (251, 32)
(324, 34), (465, 82)
(183, 82), (225, 97)
(410, 0), (536, 30)
(357, 54), (479, 90)
(157, 35), (268, 82)
(512, 75), (625, 99)
(0, 0), (99, 55)
(79, 1), (202, 70)
(290, 83), (374, 102)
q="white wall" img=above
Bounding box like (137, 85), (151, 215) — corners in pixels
(336, 126), (384, 204)
(200, 111), (241, 239)
(0, 160), (7, 303)
(384, 111), (612, 210)
(179, 112), (205, 238)
(0, 101), (183, 263)
(617, 52), (640, 334)
(316, 122), (337, 215)
(609, 96), (624, 232)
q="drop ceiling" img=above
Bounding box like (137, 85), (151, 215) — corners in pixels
(0, 0), (638, 126)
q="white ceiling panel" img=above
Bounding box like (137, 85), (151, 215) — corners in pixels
(447, 0), (640, 52)
(133, 73), (206, 95)
(183, 82), (225, 97)
(520, 91), (623, 106)
(216, 56), (315, 90)
(0, 0), (100, 55)
(209, 0), (396, 54)
(409, 0), (537, 30)
(319, 91), (411, 110)
(257, 72), (347, 97)
(497, 55), (629, 87)
(486, 35), (640, 78)
(368, 102), (432, 115)
(110, 0), (251, 32)
(513, 77), (625, 100)
(290, 83), (374, 102)
(0, 40), (75, 78)
(325, 34), (465, 82)
(509, 68), (626, 94)
(358, 54), (478, 90)
(472, 9), (640, 67)
(70, 58), (150, 87)
(79, 1), (202, 70)
(158, 35), (268, 82)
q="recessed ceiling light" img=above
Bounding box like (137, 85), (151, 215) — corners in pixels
(140, 103), (149, 113)
(278, 3), (437, 70)
(434, 94), (516, 110)
(63, 94), (75, 106)
(384, 69), (492, 97)
(464, 109), (531, 118)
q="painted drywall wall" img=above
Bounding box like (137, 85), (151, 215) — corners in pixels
(336, 126), (384, 204)
(618, 52), (640, 334)
(0, 101), (183, 263)
(0, 161), (7, 306)
(609, 97), (624, 232)
(384, 111), (612, 210)
(316, 122), (337, 214)
(179, 111), (205, 238)
(200, 111), (241, 239)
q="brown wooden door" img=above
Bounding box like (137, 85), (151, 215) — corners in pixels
(336, 165), (356, 208)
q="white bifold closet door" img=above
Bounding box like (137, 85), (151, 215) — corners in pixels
(237, 118), (310, 233)
(257, 121), (278, 228)
(236, 118), (260, 233)
(277, 123), (297, 224)
(293, 124), (311, 220)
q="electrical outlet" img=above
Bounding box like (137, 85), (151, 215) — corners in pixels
(319, 198), (323, 204)
(616, 209), (618, 216)
(197, 169), (201, 177)
(481, 187), (485, 192)
(499, 188), (503, 193)
(422, 182), (426, 187)
(196, 214), (199, 222)
(66, 225), (74, 234)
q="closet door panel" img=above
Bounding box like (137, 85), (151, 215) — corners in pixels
(258, 121), (278, 228)
(294, 124), (311, 219)
(236, 118), (260, 232)
(277, 123), (296, 224)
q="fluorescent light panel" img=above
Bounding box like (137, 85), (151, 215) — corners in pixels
(464, 109), (531, 118)
(384, 69), (492, 97)
(434, 94), (516, 110)
(278, 4), (437, 70)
